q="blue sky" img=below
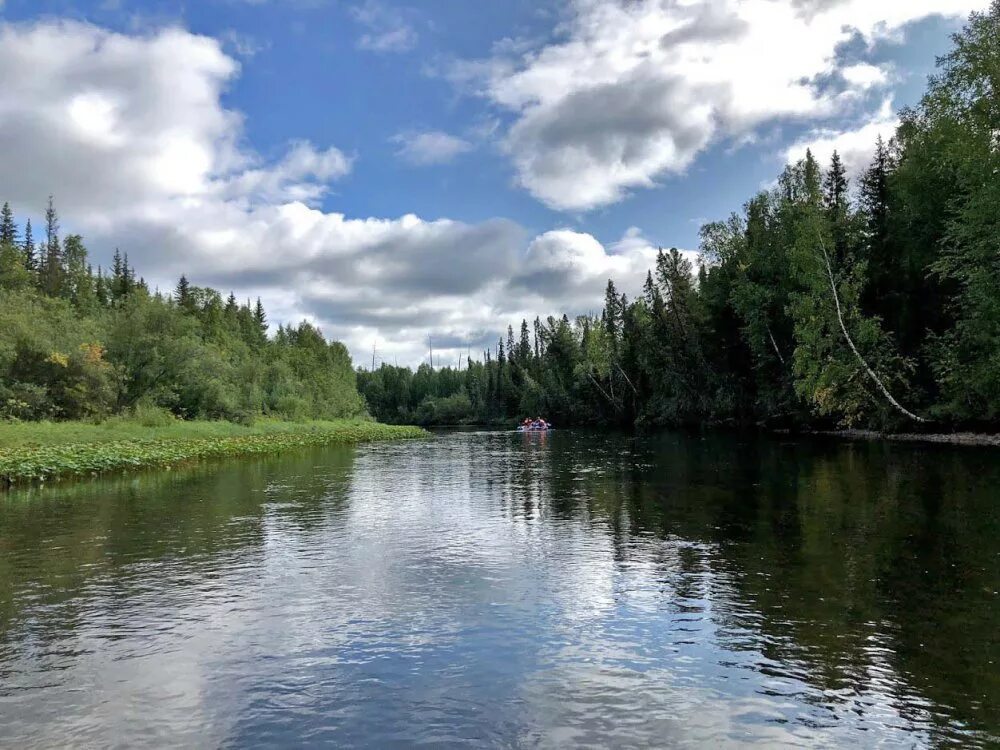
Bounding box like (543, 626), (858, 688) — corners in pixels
(0, 0), (981, 364)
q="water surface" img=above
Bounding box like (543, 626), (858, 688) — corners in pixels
(1, 430), (998, 747)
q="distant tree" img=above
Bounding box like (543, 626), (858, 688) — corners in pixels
(518, 319), (532, 366)
(40, 196), (63, 296)
(253, 297), (268, 342)
(111, 250), (136, 302)
(0, 242), (32, 291)
(823, 151), (852, 263)
(62, 234), (94, 309)
(603, 278), (621, 345)
(175, 274), (192, 309)
(22, 219), (36, 272)
(0, 201), (17, 247)
(95, 266), (110, 307)
(823, 151), (848, 214)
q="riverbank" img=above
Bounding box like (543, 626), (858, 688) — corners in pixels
(811, 429), (1000, 448)
(0, 419), (427, 486)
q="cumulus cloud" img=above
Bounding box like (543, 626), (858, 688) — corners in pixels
(351, 1), (417, 53)
(0, 19), (668, 366)
(391, 130), (473, 166)
(453, 0), (977, 211)
(784, 99), (900, 180)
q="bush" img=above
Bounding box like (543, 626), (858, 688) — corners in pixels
(112, 400), (177, 428)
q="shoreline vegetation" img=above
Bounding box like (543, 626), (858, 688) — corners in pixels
(0, 418), (427, 487)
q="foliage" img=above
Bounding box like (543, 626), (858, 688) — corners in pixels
(0, 211), (368, 425)
(0, 419), (426, 485)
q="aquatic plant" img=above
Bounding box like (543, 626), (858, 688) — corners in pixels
(0, 420), (427, 486)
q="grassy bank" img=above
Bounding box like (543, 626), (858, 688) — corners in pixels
(0, 418), (427, 486)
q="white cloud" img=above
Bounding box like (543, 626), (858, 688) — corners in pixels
(0, 19), (670, 367)
(351, 1), (417, 53)
(453, 0), (977, 211)
(219, 29), (269, 59)
(785, 99), (900, 179)
(841, 62), (890, 89)
(223, 140), (353, 204)
(391, 130), (473, 165)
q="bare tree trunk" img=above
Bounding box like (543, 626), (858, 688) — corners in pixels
(765, 323), (786, 366)
(817, 236), (928, 424)
(587, 372), (621, 412)
(616, 364), (639, 395)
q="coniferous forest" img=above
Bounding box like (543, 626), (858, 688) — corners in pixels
(0, 197), (364, 423)
(358, 6), (1000, 433)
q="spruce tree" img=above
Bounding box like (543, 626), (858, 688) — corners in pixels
(95, 266), (109, 307)
(858, 136), (898, 323)
(823, 151), (851, 263)
(41, 195), (63, 296)
(603, 279), (621, 344)
(253, 298), (268, 344)
(175, 274), (191, 308)
(823, 151), (848, 213)
(22, 219), (35, 272)
(518, 320), (532, 365)
(253, 297), (267, 327)
(0, 201), (17, 247)
(802, 149), (823, 206)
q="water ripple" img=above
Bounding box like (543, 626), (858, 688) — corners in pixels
(1, 431), (998, 748)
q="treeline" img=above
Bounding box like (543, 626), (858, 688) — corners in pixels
(359, 5), (1000, 432)
(0, 199), (365, 423)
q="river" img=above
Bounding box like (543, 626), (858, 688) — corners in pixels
(1, 430), (997, 747)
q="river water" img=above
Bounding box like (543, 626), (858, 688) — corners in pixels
(0, 430), (997, 748)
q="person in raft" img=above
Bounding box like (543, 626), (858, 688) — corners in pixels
(520, 417), (551, 430)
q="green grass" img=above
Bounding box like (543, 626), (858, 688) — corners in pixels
(0, 418), (428, 486)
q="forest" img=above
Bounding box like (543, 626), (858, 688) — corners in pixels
(0, 200), (365, 424)
(358, 5), (1000, 433)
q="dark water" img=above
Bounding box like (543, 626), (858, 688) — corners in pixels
(1, 431), (998, 748)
